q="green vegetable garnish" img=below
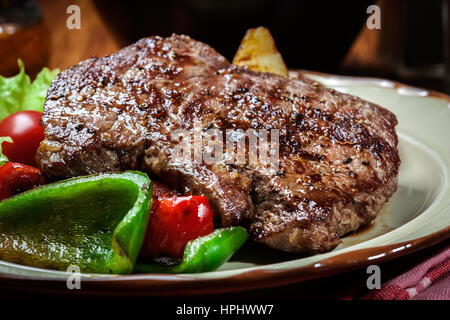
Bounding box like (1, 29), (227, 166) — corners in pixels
(0, 137), (12, 166)
(0, 60), (59, 121)
(134, 227), (248, 274)
(0, 171), (152, 274)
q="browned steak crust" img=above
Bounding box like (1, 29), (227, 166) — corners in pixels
(36, 34), (400, 253)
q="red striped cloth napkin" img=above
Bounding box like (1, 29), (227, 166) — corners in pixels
(361, 245), (450, 300)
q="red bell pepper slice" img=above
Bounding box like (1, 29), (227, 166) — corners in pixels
(140, 195), (215, 259)
(0, 162), (45, 200)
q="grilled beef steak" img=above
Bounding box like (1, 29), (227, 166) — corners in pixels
(36, 34), (400, 253)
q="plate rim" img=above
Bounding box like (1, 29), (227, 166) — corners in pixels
(1, 226), (448, 296)
(1, 72), (449, 295)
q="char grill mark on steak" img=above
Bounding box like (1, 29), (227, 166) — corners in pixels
(36, 34), (400, 253)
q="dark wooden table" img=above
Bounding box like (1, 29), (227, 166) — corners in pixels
(36, 0), (120, 70)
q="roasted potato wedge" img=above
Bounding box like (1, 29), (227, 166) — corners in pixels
(232, 27), (288, 78)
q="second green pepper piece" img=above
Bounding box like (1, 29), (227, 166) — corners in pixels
(134, 226), (248, 274)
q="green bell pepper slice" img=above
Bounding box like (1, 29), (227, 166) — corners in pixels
(0, 171), (152, 274)
(134, 226), (248, 274)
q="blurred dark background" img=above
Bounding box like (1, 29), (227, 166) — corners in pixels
(0, 0), (449, 93)
(92, 0), (373, 73)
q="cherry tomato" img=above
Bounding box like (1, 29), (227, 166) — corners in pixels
(0, 162), (45, 200)
(0, 111), (45, 167)
(140, 195), (215, 259)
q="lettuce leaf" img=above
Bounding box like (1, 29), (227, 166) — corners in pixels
(0, 60), (59, 121)
(0, 137), (12, 166)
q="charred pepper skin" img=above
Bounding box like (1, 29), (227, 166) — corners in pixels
(0, 171), (152, 274)
(134, 227), (249, 274)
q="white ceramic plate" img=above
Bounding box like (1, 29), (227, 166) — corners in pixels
(1, 72), (449, 295)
